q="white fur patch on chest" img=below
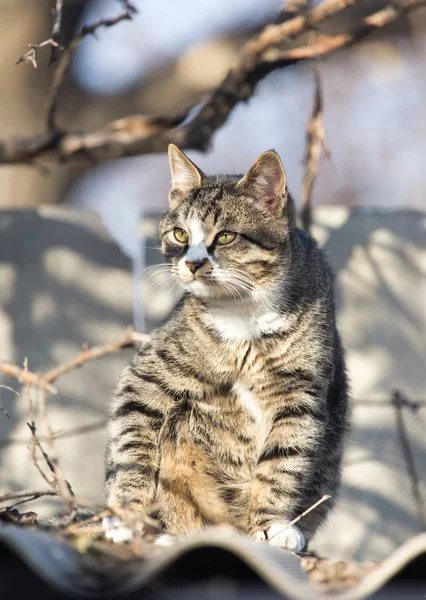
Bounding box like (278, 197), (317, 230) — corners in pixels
(232, 382), (263, 424)
(232, 382), (269, 447)
(204, 306), (288, 342)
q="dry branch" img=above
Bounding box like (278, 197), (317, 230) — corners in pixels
(0, 406), (11, 420)
(262, 0), (424, 63)
(43, 327), (148, 384)
(0, 327), (146, 393)
(2, 0), (425, 166)
(26, 371), (56, 488)
(392, 391), (426, 530)
(0, 420), (106, 448)
(46, 1), (137, 131)
(16, 0), (64, 68)
(27, 421), (56, 488)
(38, 388), (75, 501)
(0, 362), (57, 394)
(300, 69), (329, 232)
(267, 494), (332, 542)
(0, 327), (146, 514)
(0, 489), (57, 505)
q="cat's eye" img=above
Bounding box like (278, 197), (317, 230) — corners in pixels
(173, 228), (189, 243)
(216, 231), (237, 245)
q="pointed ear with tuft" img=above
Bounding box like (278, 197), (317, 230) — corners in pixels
(168, 144), (203, 200)
(237, 150), (287, 217)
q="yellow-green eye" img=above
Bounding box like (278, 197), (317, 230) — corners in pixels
(173, 228), (189, 243)
(216, 231), (237, 245)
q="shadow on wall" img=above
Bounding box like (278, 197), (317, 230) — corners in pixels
(318, 209), (426, 401)
(313, 209), (426, 561)
(0, 209), (134, 513)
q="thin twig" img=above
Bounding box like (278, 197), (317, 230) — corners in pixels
(65, 509), (113, 534)
(0, 328), (145, 393)
(267, 494), (332, 542)
(0, 384), (19, 396)
(38, 389), (75, 500)
(16, 0), (64, 68)
(25, 365), (55, 488)
(0, 326), (145, 518)
(43, 327), (148, 384)
(300, 68), (329, 232)
(0, 419), (106, 448)
(3, 0), (425, 165)
(0, 362), (57, 394)
(262, 1), (421, 63)
(278, 0), (309, 24)
(355, 397), (426, 407)
(46, 2), (137, 131)
(50, 0), (64, 64)
(0, 406), (11, 420)
(0, 489), (57, 504)
(27, 422), (56, 487)
(392, 391), (426, 531)
(0, 384), (17, 419)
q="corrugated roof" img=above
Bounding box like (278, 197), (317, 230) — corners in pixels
(0, 525), (425, 599)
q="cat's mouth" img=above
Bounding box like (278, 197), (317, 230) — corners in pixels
(181, 274), (225, 298)
(181, 272), (257, 301)
(174, 260), (259, 301)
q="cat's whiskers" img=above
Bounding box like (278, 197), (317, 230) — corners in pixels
(143, 267), (178, 301)
(212, 274), (252, 306)
(218, 282), (238, 302)
(216, 280), (243, 303)
(136, 263), (174, 283)
(222, 270), (259, 293)
(215, 269), (263, 305)
(226, 269), (274, 311)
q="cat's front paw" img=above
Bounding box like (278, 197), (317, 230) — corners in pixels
(253, 522), (305, 553)
(102, 516), (134, 543)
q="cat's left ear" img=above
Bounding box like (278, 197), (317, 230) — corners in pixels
(237, 150), (287, 217)
(168, 144), (203, 197)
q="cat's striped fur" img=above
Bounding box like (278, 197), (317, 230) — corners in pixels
(105, 146), (348, 551)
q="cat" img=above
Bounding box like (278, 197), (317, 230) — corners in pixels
(105, 144), (349, 552)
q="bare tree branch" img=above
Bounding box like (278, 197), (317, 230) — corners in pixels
(0, 406), (11, 420)
(37, 388), (77, 523)
(43, 327), (148, 384)
(25, 367), (56, 488)
(0, 489), (57, 505)
(16, 0), (64, 68)
(50, 0), (64, 64)
(3, 0), (424, 166)
(0, 327), (146, 394)
(392, 391), (426, 531)
(300, 69), (329, 232)
(0, 362), (57, 394)
(27, 421), (56, 488)
(0, 420), (106, 448)
(47, 1), (137, 131)
(277, 0), (309, 24)
(0, 326), (146, 516)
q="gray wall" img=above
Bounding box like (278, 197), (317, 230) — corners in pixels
(0, 208), (133, 514)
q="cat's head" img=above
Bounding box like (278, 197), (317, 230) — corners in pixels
(159, 144), (295, 301)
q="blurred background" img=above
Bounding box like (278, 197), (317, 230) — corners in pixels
(0, 0), (425, 565)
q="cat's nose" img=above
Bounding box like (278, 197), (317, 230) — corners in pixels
(185, 258), (208, 274)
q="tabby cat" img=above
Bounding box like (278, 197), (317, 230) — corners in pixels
(105, 145), (348, 551)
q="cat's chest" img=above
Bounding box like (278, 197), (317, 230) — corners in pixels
(203, 305), (288, 343)
(231, 382), (270, 445)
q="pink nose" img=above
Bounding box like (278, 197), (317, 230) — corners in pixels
(185, 258), (208, 274)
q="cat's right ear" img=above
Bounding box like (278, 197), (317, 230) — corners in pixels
(168, 144), (203, 204)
